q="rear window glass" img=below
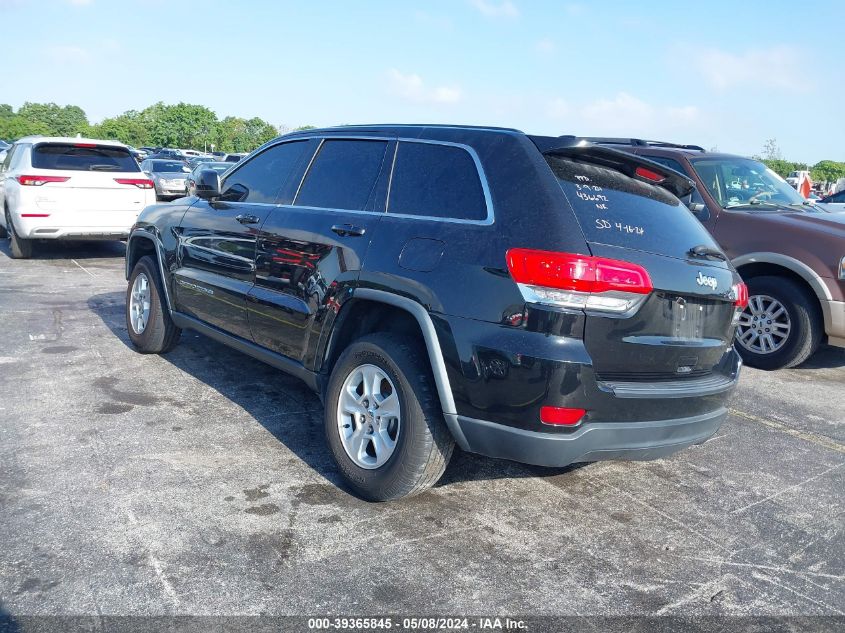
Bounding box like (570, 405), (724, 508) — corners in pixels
(547, 157), (719, 258)
(151, 161), (188, 173)
(388, 142), (487, 221)
(32, 144), (139, 172)
(295, 139), (388, 211)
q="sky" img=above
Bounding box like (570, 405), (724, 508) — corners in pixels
(1, 0), (843, 163)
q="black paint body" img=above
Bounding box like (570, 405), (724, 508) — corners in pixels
(126, 125), (743, 467)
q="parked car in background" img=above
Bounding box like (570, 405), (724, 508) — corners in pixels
(185, 161), (230, 196)
(0, 137), (155, 258)
(209, 151), (226, 160)
(187, 155), (216, 170)
(140, 146), (160, 155)
(124, 125), (745, 500)
(595, 138), (845, 369)
(222, 152), (247, 163)
(126, 145), (147, 163)
(145, 148), (185, 162)
(817, 189), (845, 212)
(180, 149), (204, 158)
(140, 158), (190, 200)
(0, 140), (10, 164)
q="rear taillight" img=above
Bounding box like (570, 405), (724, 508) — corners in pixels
(732, 282), (749, 309)
(114, 178), (154, 189)
(506, 249), (653, 315)
(540, 406), (586, 426)
(17, 175), (70, 186)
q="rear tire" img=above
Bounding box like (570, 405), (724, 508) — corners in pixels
(735, 276), (822, 370)
(7, 211), (33, 259)
(325, 333), (454, 501)
(126, 255), (181, 353)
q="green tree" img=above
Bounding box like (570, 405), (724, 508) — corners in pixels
(213, 115), (279, 152)
(0, 104), (14, 119)
(811, 160), (845, 184)
(17, 102), (89, 137)
(139, 102), (218, 149)
(90, 110), (150, 146)
(0, 115), (50, 140)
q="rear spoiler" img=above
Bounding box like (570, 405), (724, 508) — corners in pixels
(529, 136), (696, 199)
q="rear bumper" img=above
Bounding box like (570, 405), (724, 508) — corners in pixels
(821, 299), (845, 348)
(453, 408), (727, 467)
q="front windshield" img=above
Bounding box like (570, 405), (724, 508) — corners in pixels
(691, 157), (805, 208)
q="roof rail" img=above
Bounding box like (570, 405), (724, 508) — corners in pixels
(576, 137), (705, 152)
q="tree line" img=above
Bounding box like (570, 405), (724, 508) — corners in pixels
(756, 138), (845, 185)
(0, 102), (315, 153)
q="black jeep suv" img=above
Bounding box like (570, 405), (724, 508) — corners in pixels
(124, 125), (745, 501)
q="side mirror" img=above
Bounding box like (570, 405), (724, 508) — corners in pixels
(195, 169), (221, 200)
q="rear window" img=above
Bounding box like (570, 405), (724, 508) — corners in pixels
(32, 144), (139, 172)
(547, 157), (719, 259)
(387, 141), (487, 221)
(151, 161), (188, 173)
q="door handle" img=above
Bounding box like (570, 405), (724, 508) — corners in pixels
(331, 223), (366, 237)
(236, 214), (261, 225)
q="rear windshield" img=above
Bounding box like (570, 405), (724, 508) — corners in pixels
(32, 143), (140, 172)
(547, 156), (720, 259)
(151, 161), (188, 173)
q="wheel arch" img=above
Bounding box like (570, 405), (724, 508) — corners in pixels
(318, 289), (473, 449)
(733, 253), (832, 303)
(125, 230), (173, 312)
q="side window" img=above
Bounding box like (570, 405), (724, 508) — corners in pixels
(641, 154), (705, 205)
(294, 139), (388, 211)
(387, 142), (487, 221)
(1, 146), (15, 172)
(220, 141), (307, 204)
(831, 191), (845, 203)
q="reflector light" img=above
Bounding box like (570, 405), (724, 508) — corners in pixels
(733, 282), (749, 309)
(635, 166), (665, 183)
(114, 178), (154, 189)
(17, 175), (70, 186)
(540, 406), (586, 426)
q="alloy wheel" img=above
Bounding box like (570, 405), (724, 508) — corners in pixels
(736, 294), (791, 355)
(336, 363), (401, 469)
(129, 273), (151, 334)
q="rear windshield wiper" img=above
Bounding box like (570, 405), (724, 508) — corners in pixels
(688, 244), (727, 261)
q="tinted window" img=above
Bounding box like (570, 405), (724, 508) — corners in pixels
(220, 141), (307, 204)
(388, 142), (486, 221)
(295, 139), (388, 211)
(547, 156), (720, 259)
(151, 161), (188, 173)
(32, 144), (139, 172)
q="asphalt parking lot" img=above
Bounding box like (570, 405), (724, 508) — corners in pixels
(0, 240), (843, 621)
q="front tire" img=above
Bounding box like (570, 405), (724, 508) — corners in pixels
(126, 255), (181, 353)
(735, 276), (822, 370)
(325, 333), (455, 501)
(7, 211), (33, 259)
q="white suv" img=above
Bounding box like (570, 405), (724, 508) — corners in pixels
(0, 136), (156, 258)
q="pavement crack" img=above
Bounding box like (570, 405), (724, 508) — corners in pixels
(731, 462), (844, 514)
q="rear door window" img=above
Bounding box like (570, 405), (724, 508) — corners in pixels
(547, 156), (719, 259)
(32, 143), (140, 172)
(219, 141), (308, 204)
(387, 141), (487, 221)
(640, 154), (706, 205)
(295, 139), (389, 211)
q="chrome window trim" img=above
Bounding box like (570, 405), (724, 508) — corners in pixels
(286, 134), (495, 226)
(388, 137), (494, 225)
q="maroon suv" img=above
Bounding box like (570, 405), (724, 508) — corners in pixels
(593, 138), (845, 370)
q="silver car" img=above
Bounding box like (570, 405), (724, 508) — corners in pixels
(141, 159), (191, 200)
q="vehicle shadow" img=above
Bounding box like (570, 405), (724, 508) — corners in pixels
(87, 291), (585, 494)
(0, 601), (19, 633)
(0, 238), (125, 260)
(797, 345), (845, 370)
